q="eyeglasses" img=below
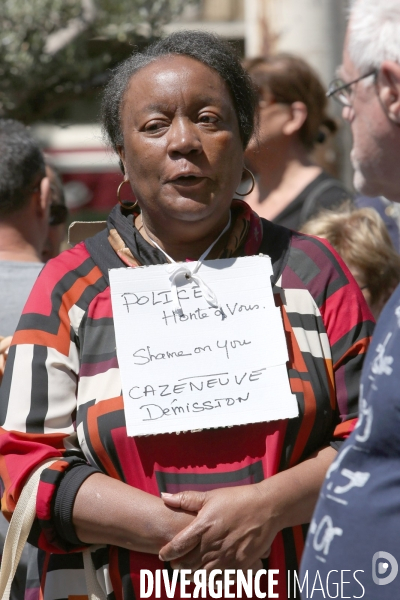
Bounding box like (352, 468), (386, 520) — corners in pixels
(326, 69), (377, 107)
(49, 203), (68, 226)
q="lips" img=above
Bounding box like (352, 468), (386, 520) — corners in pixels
(167, 173), (207, 187)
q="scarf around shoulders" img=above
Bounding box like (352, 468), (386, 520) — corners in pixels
(105, 199), (263, 268)
(85, 199), (291, 287)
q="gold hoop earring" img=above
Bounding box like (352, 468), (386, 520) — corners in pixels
(235, 168), (256, 197)
(117, 178), (138, 210)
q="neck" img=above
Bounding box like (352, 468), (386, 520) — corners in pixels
(136, 211), (232, 262)
(246, 140), (322, 219)
(257, 142), (319, 201)
(0, 223), (42, 263)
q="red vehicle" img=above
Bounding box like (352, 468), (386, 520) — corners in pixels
(34, 124), (132, 217)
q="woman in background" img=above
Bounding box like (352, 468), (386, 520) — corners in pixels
(244, 54), (351, 229)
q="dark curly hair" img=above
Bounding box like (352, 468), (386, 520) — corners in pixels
(0, 119), (45, 216)
(101, 30), (257, 171)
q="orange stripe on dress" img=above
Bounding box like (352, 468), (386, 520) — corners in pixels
(12, 266), (103, 355)
(333, 336), (372, 369)
(86, 396), (124, 481)
(333, 417), (357, 439)
(321, 357), (336, 410)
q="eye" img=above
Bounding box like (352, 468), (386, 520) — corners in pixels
(144, 120), (168, 133)
(198, 113), (219, 124)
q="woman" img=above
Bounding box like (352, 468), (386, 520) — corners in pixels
(302, 205), (400, 320)
(0, 32), (373, 599)
(244, 54), (351, 229)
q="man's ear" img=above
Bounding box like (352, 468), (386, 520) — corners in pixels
(282, 101), (308, 136)
(379, 60), (400, 125)
(39, 176), (51, 217)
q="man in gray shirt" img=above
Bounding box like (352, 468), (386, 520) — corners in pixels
(0, 120), (51, 335)
(0, 119), (51, 599)
(0, 262), (45, 336)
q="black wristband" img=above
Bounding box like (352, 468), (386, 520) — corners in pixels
(52, 463), (101, 546)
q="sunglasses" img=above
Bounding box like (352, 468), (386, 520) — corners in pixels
(49, 203), (68, 226)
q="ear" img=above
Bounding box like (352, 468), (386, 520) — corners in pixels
(282, 101), (308, 136)
(31, 176), (51, 218)
(379, 61), (400, 125)
(39, 176), (51, 215)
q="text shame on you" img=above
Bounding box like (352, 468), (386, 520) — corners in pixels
(110, 255), (298, 437)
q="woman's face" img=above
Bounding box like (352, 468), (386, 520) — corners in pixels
(118, 55), (244, 228)
(245, 92), (293, 167)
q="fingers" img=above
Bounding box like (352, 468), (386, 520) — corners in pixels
(159, 491), (209, 562)
(161, 490), (207, 512)
(177, 558), (265, 588)
(169, 545), (204, 571)
(159, 522), (202, 562)
(170, 551), (265, 576)
(160, 487), (273, 570)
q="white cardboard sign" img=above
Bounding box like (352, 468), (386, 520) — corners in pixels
(110, 256), (298, 436)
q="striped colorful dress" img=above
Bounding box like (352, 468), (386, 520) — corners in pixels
(0, 201), (373, 600)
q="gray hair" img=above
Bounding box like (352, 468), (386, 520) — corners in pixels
(348, 0), (400, 73)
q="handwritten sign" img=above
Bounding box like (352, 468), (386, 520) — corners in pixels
(110, 256), (298, 436)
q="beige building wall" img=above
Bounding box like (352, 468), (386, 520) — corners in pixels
(164, 0), (244, 37)
(167, 0), (346, 87)
(244, 0), (347, 87)
(202, 0), (244, 21)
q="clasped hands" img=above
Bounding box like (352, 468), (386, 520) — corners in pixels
(159, 484), (278, 576)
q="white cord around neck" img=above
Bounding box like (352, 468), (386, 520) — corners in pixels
(142, 213), (231, 315)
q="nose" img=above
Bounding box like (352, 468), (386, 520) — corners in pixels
(167, 116), (203, 156)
